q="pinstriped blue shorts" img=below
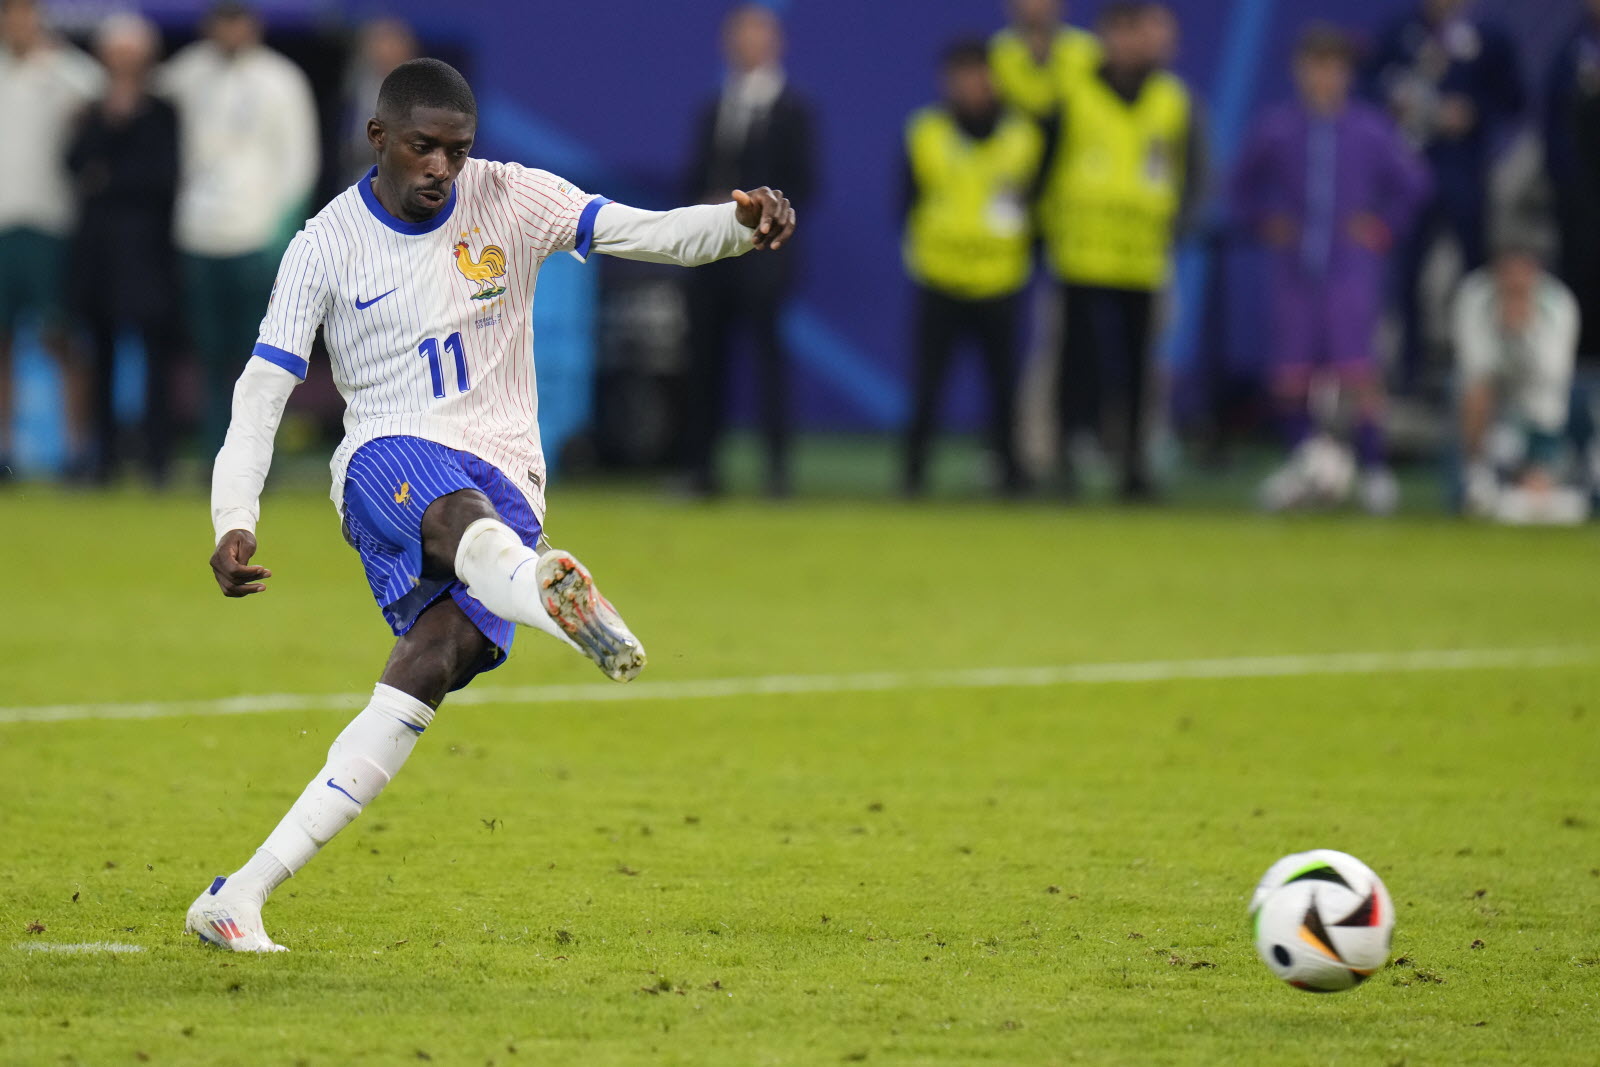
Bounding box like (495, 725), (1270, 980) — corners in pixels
(340, 436), (543, 683)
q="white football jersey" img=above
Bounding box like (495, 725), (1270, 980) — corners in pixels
(253, 156), (608, 516)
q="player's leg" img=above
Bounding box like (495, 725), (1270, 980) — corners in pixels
(343, 438), (641, 676)
(441, 488), (647, 681)
(186, 598), (486, 952)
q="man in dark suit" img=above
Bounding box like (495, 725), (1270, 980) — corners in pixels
(68, 12), (181, 487)
(682, 3), (815, 497)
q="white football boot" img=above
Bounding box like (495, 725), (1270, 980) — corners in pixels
(184, 876), (287, 953)
(536, 549), (647, 682)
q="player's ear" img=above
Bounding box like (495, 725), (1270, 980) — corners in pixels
(366, 117), (385, 154)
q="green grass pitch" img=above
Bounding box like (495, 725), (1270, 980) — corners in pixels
(1, 486), (1597, 1064)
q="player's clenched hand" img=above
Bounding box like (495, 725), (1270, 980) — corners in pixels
(211, 529), (272, 598)
(732, 187), (796, 251)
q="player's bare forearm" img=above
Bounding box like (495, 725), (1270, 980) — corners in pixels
(731, 187), (796, 250)
(211, 528), (272, 597)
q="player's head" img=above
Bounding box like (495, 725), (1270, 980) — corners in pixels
(1008, 0), (1063, 31)
(1, 0), (44, 54)
(368, 57), (477, 222)
(722, 3), (782, 74)
(205, 1), (261, 56)
(1097, 1), (1150, 72)
(1293, 24), (1354, 115)
(940, 39), (996, 118)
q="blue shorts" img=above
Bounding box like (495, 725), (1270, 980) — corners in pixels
(340, 436), (543, 684)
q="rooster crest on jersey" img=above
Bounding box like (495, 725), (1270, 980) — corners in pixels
(452, 227), (508, 300)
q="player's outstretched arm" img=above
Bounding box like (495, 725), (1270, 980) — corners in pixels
(583, 187), (796, 267)
(209, 357), (299, 598)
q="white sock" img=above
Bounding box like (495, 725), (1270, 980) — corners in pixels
(454, 517), (579, 650)
(226, 850), (291, 909)
(225, 684), (435, 904)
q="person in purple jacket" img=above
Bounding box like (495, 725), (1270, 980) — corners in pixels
(1233, 25), (1430, 513)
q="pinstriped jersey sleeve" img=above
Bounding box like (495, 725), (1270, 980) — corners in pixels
(253, 229), (331, 380)
(493, 161), (607, 259)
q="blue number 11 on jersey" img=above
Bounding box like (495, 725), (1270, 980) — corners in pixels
(418, 332), (470, 398)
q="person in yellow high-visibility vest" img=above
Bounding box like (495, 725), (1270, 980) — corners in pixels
(988, 0), (1100, 122)
(902, 40), (1046, 497)
(1040, 0), (1203, 500)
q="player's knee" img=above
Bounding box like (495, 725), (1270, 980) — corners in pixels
(421, 489), (499, 575)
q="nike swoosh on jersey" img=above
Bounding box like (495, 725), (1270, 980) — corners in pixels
(354, 288), (398, 310)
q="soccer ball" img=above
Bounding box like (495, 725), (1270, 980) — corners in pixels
(1250, 849), (1394, 992)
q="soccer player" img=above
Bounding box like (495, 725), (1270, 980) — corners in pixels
(186, 58), (795, 952)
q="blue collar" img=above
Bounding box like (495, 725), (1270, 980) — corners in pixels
(359, 165), (457, 235)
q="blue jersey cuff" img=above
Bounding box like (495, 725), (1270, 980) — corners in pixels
(252, 342), (310, 380)
(572, 196), (613, 261)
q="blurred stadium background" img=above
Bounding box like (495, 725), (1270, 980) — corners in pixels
(4, 0), (1594, 513)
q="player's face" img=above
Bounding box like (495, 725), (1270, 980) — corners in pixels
(370, 106), (475, 222)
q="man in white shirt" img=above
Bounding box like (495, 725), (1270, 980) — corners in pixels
(1453, 243), (1581, 515)
(0, 0), (102, 478)
(160, 1), (318, 462)
(186, 58), (795, 952)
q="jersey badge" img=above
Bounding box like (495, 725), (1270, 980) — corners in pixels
(452, 227), (508, 301)
(394, 481), (412, 505)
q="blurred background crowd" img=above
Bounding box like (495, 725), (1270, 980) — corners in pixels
(1, 0), (1596, 521)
